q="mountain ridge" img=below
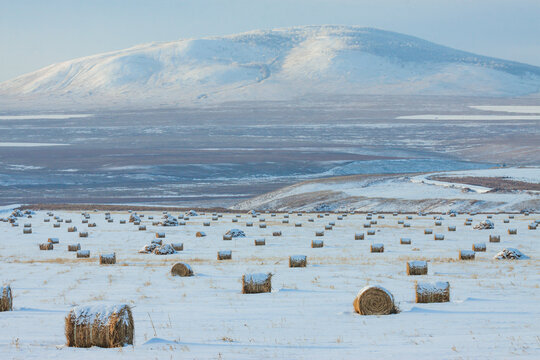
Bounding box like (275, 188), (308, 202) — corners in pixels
(2, 26), (540, 108)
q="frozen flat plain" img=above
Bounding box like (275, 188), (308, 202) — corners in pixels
(1, 209), (538, 359)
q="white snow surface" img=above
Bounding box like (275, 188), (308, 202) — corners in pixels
(0, 209), (538, 358)
(234, 167), (540, 212)
(1, 26), (540, 109)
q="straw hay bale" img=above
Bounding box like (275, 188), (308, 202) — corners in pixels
(88, 223), (96, 227)
(66, 219), (72, 224)
(295, 223), (302, 227)
(370, 243), (384, 253)
(77, 250), (90, 258)
(153, 244), (176, 255)
(363, 223), (371, 228)
(171, 243), (184, 251)
(259, 223), (267, 228)
(65, 304), (134, 348)
(415, 281), (450, 303)
(223, 234), (232, 240)
(407, 260), (427, 275)
(424, 229), (433, 235)
(315, 230), (324, 237)
(246, 222), (253, 227)
(242, 273), (272, 294)
(254, 238), (266, 246)
(39, 243), (53, 250)
(23, 228), (32, 234)
(370, 220), (377, 225)
(448, 226), (456, 231)
(232, 218), (238, 223)
(138, 225), (146, 231)
(171, 262), (193, 277)
(494, 248), (529, 260)
(272, 231), (282, 237)
(82, 219), (88, 224)
(311, 240), (324, 248)
(79, 232), (88, 238)
(400, 237), (411, 245)
(217, 250), (232, 260)
(355, 233), (365, 240)
(24, 223), (32, 228)
(308, 218), (314, 222)
(459, 250), (475, 260)
(353, 285), (396, 315)
(503, 219), (510, 223)
(0, 285), (13, 312)
(99, 253), (116, 265)
(196, 231), (206, 238)
(489, 234), (500, 243)
(434, 233), (444, 240)
(464, 221), (472, 226)
(529, 223), (537, 230)
(68, 243), (81, 251)
(403, 223), (411, 228)
(406, 216), (413, 220)
(44, 218), (50, 223)
(397, 220), (404, 224)
(67, 226), (77, 233)
(154, 232), (165, 239)
(203, 222), (210, 227)
(289, 255), (307, 268)
(48, 237), (59, 244)
(473, 243), (486, 252)
(508, 228), (517, 235)
(367, 229), (376, 235)
(325, 225), (333, 230)
(282, 219), (289, 224)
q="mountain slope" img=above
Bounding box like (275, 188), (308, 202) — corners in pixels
(2, 26), (540, 108)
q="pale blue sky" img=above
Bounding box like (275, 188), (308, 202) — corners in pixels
(1, 0), (539, 82)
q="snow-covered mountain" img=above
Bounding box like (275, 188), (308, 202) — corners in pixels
(2, 26), (540, 108)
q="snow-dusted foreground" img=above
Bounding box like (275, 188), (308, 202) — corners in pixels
(234, 167), (540, 212)
(0, 209), (538, 359)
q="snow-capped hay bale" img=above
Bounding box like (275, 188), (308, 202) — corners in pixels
(232, 218), (238, 223)
(196, 231), (206, 238)
(223, 234), (232, 240)
(282, 219), (289, 224)
(355, 233), (365, 240)
(138, 225), (146, 231)
(289, 255), (307, 268)
(24, 223), (31, 228)
(435, 221), (442, 226)
(79, 232), (88, 238)
(353, 285), (396, 315)
(295, 222), (302, 227)
(48, 237), (59, 244)
(44, 218), (50, 223)
(315, 231), (324, 237)
(400, 237), (411, 245)
(474, 219), (494, 230)
(68, 243), (81, 251)
(203, 222), (211, 227)
(503, 219), (510, 223)
(311, 239), (324, 248)
(242, 273), (272, 294)
(367, 229), (376, 235)
(259, 223), (267, 228)
(77, 250), (90, 258)
(246, 222), (253, 227)
(434, 233), (444, 240)
(415, 281), (450, 303)
(508, 228), (517, 235)
(325, 225), (333, 231)
(119, 220), (126, 224)
(0, 285), (13, 312)
(254, 238), (266, 246)
(459, 250), (475, 260)
(424, 229), (433, 235)
(53, 223), (61, 228)
(100, 253), (116, 265)
(171, 243), (184, 251)
(489, 234), (500, 243)
(217, 250), (232, 260)
(403, 223), (411, 228)
(472, 243), (486, 252)
(153, 244), (176, 255)
(272, 231), (282, 237)
(529, 223), (537, 230)
(67, 226), (77, 232)
(370, 243), (384, 253)
(308, 218), (314, 222)
(397, 220), (404, 224)
(39, 243), (53, 250)
(155, 232), (165, 238)
(171, 262), (193, 277)
(448, 226), (456, 231)
(23, 228), (32, 234)
(65, 219), (72, 224)
(363, 223), (371, 228)
(65, 304), (134, 348)
(494, 248), (529, 260)
(407, 260), (427, 275)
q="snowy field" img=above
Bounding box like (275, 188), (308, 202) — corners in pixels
(1, 208), (538, 359)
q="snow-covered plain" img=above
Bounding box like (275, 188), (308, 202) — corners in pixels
(0, 209), (539, 359)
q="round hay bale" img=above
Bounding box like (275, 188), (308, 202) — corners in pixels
(246, 222), (253, 227)
(489, 234), (501, 243)
(311, 240), (324, 248)
(79, 232), (88, 238)
(289, 255), (307, 268)
(48, 237), (59, 244)
(367, 229), (376, 236)
(472, 243), (486, 252)
(459, 250), (475, 260)
(370, 243), (384, 253)
(77, 250), (90, 258)
(171, 262), (193, 277)
(39, 243), (53, 250)
(155, 232), (165, 238)
(67, 226), (77, 232)
(254, 238), (266, 246)
(272, 231), (282, 237)
(23, 228), (32, 234)
(355, 233), (365, 240)
(171, 243), (184, 251)
(508, 228), (517, 235)
(1, 285), (13, 312)
(400, 237), (411, 245)
(434, 233), (444, 240)
(242, 273), (272, 294)
(65, 304), (134, 348)
(138, 225), (146, 231)
(68, 243), (81, 252)
(407, 260), (427, 275)
(217, 250), (232, 260)
(424, 229), (433, 235)
(99, 253), (116, 265)
(196, 231), (206, 238)
(203, 222), (211, 227)
(315, 231), (324, 237)
(353, 285), (395, 315)
(415, 281), (450, 303)
(448, 226), (456, 231)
